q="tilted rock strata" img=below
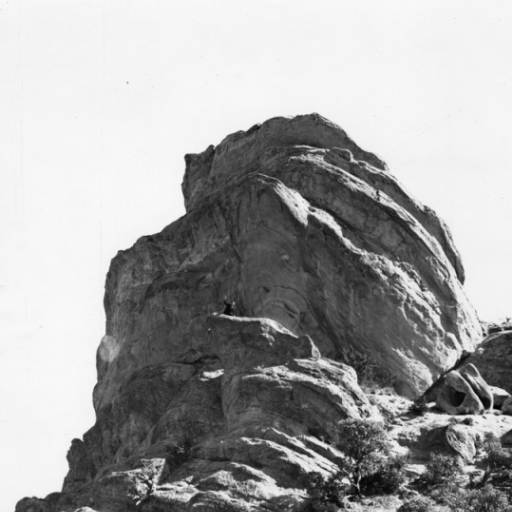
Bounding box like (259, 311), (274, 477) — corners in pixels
(17, 114), (482, 512)
(182, 113), (466, 283)
(96, 114), (481, 410)
(181, 115), (480, 396)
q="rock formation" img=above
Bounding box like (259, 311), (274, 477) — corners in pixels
(419, 423), (477, 463)
(467, 330), (512, 393)
(426, 363), (493, 415)
(489, 386), (511, 409)
(16, 114), (483, 512)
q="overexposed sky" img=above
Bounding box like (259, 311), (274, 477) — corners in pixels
(1, 1), (512, 508)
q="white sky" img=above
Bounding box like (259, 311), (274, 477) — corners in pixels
(1, 1), (512, 509)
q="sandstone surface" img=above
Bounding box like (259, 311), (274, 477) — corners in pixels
(489, 386), (511, 410)
(17, 114), (483, 512)
(467, 330), (512, 393)
(425, 363), (493, 415)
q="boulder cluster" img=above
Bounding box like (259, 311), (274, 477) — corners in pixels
(421, 329), (512, 418)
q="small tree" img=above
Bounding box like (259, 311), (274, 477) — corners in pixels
(360, 456), (405, 495)
(336, 418), (396, 495)
(305, 419), (406, 507)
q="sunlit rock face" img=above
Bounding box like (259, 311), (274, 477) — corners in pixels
(98, 114), (480, 406)
(16, 114), (482, 512)
(426, 363), (493, 415)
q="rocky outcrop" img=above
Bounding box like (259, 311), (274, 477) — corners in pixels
(17, 114), (482, 512)
(467, 331), (512, 394)
(24, 316), (378, 512)
(489, 386), (511, 409)
(421, 423), (477, 462)
(179, 114), (481, 398)
(426, 363), (493, 415)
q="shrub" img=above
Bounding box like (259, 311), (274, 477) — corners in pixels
(424, 452), (461, 486)
(408, 398), (429, 416)
(428, 482), (467, 509)
(360, 457), (405, 495)
(463, 484), (512, 512)
(481, 433), (512, 472)
(428, 481), (512, 511)
(304, 472), (346, 511)
(165, 440), (191, 472)
(397, 495), (437, 512)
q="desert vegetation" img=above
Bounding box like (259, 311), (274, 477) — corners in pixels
(305, 419), (512, 511)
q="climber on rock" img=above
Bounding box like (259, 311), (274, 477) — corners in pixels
(223, 299), (236, 316)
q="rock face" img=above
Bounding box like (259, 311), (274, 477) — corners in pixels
(489, 386), (511, 409)
(178, 113), (481, 397)
(467, 330), (512, 393)
(502, 396), (512, 415)
(17, 114), (482, 512)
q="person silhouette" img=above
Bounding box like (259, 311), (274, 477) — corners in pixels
(223, 299), (235, 316)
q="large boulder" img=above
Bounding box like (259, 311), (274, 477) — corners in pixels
(429, 363), (492, 415)
(489, 386), (511, 409)
(458, 363), (493, 410)
(434, 370), (484, 415)
(444, 423), (477, 462)
(419, 423), (477, 463)
(467, 331), (512, 393)
(16, 114), (482, 512)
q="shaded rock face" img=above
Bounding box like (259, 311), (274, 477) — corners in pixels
(489, 386), (511, 409)
(467, 331), (512, 393)
(17, 114), (482, 512)
(502, 396), (512, 415)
